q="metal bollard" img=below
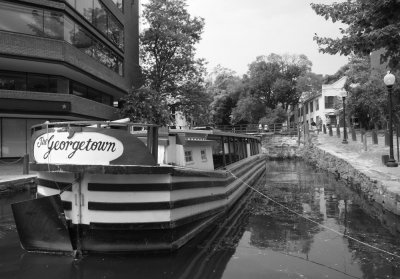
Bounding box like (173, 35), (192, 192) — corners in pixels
(323, 124), (327, 134)
(336, 126), (341, 138)
(328, 125), (333, 136)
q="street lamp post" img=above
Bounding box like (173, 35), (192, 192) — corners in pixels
(342, 93), (348, 144)
(383, 72), (398, 167)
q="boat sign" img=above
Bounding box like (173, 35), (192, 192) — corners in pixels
(33, 131), (124, 165)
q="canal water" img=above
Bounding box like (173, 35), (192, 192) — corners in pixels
(0, 160), (400, 279)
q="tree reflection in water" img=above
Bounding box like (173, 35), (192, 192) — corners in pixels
(245, 160), (400, 279)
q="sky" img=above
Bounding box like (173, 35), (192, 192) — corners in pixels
(183, 0), (348, 77)
(140, 0), (349, 77)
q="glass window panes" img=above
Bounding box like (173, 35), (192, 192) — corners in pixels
(87, 88), (103, 103)
(93, 0), (107, 32)
(64, 15), (75, 44)
(0, 2), (124, 75)
(72, 82), (87, 97)
(0, 2), (44, 36)
(108, 14), (124, 48)
(201, 150), (207, 161)
(184, 150), (193, 162)
(44, 10), (64, 39)
(0, 72), (26, 91)
(111, 0), (123, 11)
(102, 94), (112, 105)
(73, 26), (94, 56)
(65, 0), (75, 7)
(27, 75), (49, 92)
(76, 0), (93, 22)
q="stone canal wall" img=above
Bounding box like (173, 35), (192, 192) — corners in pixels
(261, 134), (303, 159)
(301, 143), (400, 229)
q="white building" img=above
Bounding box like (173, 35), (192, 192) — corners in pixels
(299, 76), (347, 128)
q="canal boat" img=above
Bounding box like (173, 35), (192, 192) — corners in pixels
(12, 120), (266, 254)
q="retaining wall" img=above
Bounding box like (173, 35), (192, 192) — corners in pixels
(261, 134), (303, 159)
(301, 144), (400, 233)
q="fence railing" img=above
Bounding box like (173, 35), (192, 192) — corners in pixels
(214, 123), (298, 134)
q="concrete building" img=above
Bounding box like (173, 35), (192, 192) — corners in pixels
(0, 0), (140, 158)
(299, 76), (347, 128)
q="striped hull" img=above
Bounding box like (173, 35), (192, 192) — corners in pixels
(32, 155), (266, 253)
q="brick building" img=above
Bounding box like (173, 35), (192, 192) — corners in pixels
(0, 0), (140, 158)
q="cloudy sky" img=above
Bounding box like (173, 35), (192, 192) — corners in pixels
(140, 0), (349, 76)
(183, 0), (348, 76)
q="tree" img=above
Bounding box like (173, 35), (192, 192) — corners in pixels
(119, 88), (171, 126)
(343, 55), (400, 129)
(140, 0), (205, 94)
(120, 0), (210, 126)
(206, 66), (243, 125)
(311, 0), (400, 69)
(230, 95), (266, 124)
(247, 54), (313, 109)
(296, 72), (323, 100)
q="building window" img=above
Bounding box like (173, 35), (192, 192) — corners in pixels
(316, 100), (319, 111)
(44, 10), (64, 40)
(200, 150), (207, 161)
(325, 96), (335, 109)
(305, 103), (309, 114)
(27, 74), (49, 92)
(67, 0), (124, 50)
(0, 2), (43, 37)
(0, 72), (27, 91)
(184, 150), (193, 163)
(110, 0), (123, 11)
(70, 81), (114, 105)
(310, 102), (313, 113)
(0, 2), (124, 76)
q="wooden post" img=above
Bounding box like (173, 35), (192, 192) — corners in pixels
(385, 130), (390, 146)
(372, 129), (378, 144)
(361, 129), (366, 143)
(228, 137), (233, 163)
(22, 154), (29, 175)
(221, 136), (226, 167)
(363, 133), (368, 151)
(152, 127), (158, 163)
(351, 128), (357, 141)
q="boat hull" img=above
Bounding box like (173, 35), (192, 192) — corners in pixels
(25, 155), (266, 253)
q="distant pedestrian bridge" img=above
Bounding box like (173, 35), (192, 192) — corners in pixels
(211, 123), (299, 135)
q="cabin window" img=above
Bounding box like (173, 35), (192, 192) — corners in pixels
(184, 150), (193, 163)
(200, 149), (207, 161)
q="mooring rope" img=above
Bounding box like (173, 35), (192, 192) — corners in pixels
(226, 169), (400, 260)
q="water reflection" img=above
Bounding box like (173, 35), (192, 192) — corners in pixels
(0, 160), (400, 279)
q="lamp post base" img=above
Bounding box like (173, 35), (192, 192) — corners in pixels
(386, 159), (398, 167)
